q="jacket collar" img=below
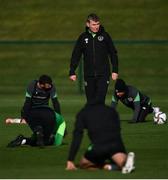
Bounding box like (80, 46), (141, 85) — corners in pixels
(85, 25), (105, 35)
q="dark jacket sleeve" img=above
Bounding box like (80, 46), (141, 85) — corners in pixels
(69, 35), (83, 76)
(68, 112), (85, 161)
(21, 97), (32, 119)
(132, 101), (141, 122)
(105, 32), (118, 73)
(132, 92), (141, 122)
(52, 97), (61, 114)
(111, 93), (118, 108)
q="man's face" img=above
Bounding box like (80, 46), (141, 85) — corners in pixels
(86, 20), (100, 33)
(116, 92), (125, 98)
(38, 82), (52, 91)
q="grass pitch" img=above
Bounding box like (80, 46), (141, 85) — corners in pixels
(0, 0), (168, 178)
(0, 43), (168, 178)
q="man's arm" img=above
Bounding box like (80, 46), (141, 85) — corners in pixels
(52, 98), (61, 114)
(50, 86), (61, 114)
(67, 112), (84, 163)
(21, 97), (32, 120)
(21, 80), (36, 120)
(69, 35), (83, 80)
(105, 33), (118, 80)
(132, 93), (141, 122)
(111, 94), (118, 108)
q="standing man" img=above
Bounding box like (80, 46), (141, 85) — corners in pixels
(7, 74), (66, 147)
(69, 13), (118, 104)
(66, 103), (135, 173)
(111, 79), (160, 123)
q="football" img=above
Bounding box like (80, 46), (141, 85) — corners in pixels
(153, 112), (167, 124)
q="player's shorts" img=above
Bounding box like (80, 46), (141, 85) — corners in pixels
(84, 136), (126, 165)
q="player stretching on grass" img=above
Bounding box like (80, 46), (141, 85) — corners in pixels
(66, 102), (135, 173)
(7, 75), (66, 147)
(69, 13), (118, 104)
(111, 79), (160, 123)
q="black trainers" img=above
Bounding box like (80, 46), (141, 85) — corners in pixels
(7, 135), (25, 147)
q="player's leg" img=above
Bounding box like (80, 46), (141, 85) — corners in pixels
(138, 103), (153, 122)
(26, 108), (46, 147)
(84, 77), (96, 104)
(96, 76), (109, 104)
(104, 135), (135, 173)
(111, 152), (127, 169)
(53, 112), (66, 146)
(7, 134), (37, 147)
(30, 107), (59, 146)
(79, 144), (106, 170)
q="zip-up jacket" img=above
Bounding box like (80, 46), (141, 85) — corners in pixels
(69, 26), (118, 78)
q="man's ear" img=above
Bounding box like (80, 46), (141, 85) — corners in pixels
(86, 22), (90, 27)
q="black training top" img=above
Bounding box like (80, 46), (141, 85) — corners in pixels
(69, 26), (118, 78)
(21, 80), (61, 119)
(68, 104), (121, 161)
(111, 85), (151, 121)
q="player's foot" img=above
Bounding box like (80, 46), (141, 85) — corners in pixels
(122, 152), (135, 174)
(153, 107), (160, 114)
(7, 134), (25, 147)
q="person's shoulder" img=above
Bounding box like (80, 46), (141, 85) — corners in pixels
(27, 80), (37, 87)
(79, 32), (89, 39)
(26, 80), (37, 92)
(128, 85), (139, 96)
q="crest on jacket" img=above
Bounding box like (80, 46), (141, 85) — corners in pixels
(98, 36), (104, 41)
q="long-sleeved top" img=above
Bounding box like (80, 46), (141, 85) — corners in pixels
(68, 104), (121, 161)
(69, 26), (118, 78)
(111, 85), (151, 122)
(21, 80), (61, 119)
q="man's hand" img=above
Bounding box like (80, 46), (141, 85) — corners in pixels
(111, 73), (118, 80)
(69, 75), (77, 81)
(66, 161), (77, 170)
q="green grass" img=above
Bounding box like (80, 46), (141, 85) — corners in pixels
(0, 0), (168, 40)
(0, 43), (168, 178)
(0, 0), (168, 178)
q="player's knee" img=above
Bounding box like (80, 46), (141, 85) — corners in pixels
(112, 152), (127, 168)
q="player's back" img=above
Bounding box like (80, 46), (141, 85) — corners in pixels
(78, 104), (121, 144)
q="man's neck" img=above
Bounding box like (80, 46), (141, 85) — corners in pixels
(88, 29), (96, 38)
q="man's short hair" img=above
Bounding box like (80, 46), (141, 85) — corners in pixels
(87, 13), (100, 22)
(39, 74), (52, 85)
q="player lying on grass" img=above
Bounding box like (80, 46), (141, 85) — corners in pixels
(7, 74), (66, 147)
(111, 79), (160, 123)
(66, 102), (135, 173)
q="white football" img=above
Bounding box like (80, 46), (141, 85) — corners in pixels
(153, 112), (167, 124)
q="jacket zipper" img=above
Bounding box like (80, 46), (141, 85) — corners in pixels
(92, 37), (97, 77)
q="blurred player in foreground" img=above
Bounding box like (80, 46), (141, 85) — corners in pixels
(66, 103), (135, 173)
(7, 74), (66, 147)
